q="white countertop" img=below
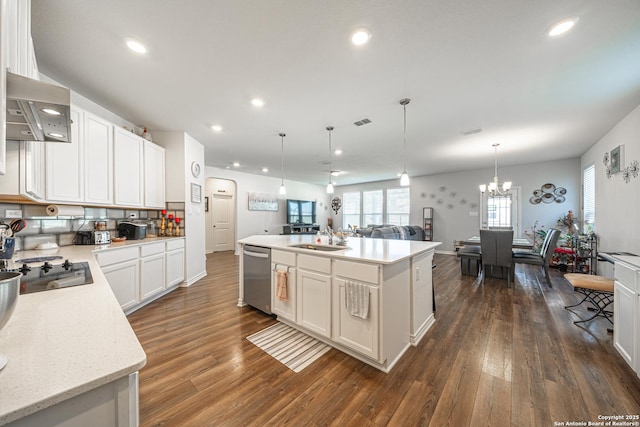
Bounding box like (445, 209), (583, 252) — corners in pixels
(612, 255), (640, 269)
(238, 235), (441, 264)
(0, 239), (184, 424)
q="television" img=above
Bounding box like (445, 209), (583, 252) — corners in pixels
(286, 199), (316, 224)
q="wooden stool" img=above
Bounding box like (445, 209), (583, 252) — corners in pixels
(564, 273), (614, 332)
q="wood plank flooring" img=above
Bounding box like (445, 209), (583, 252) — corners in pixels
(127, 252), (640, 426)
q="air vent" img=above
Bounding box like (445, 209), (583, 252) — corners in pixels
(354, 118), (372, 126)
(461, 127), (483, 136)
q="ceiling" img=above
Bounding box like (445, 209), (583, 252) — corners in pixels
(31, 0), (640, 186)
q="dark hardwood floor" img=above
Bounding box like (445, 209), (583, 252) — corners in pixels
(127, 251), (640, 426)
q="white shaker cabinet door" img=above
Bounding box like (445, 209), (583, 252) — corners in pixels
(140, 253), (165, 301)
(84, 112), (113, 205)
(102, 259), (140, 312)
(114, 127), (144, 207)
(296, 269), (331, 338)
(614, 280), (636, 369)
(166, 248), (185, 288)
(46, 106), (84, 202)
(272, 266), (297, 322)
(143, 140), (165, 208)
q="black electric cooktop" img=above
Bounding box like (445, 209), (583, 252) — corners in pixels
(2, 259), (94, 294)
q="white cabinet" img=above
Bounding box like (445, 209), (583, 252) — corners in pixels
(296, 254), (332, 338)
(84, 112), (113, 205)
(114, 127), (144, 207)
(166, 239), (185, 288)
(144, 140), (165, 208)
(272, 250), (297, 322)
(333, 278), (380, 360)
(614, 260), (640, 376)
(410, 251), (434, 344)
(46, 106), (84, 202)
(101, 259), (140, 312)
(140, 242), (165, 301)
(22, 140), (44, 199)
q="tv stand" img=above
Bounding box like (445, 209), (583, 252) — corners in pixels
(283, 224), (320, 235)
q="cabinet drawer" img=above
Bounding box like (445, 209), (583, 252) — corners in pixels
(334, 260), (379, 284)
(298, 254), (331, 274)
(616, 262), (639, 292)
(96, 246), (139, 266)
(166, 238), (185, 251)
(141, 242), (165, 257)
(272, 249), (296, 266)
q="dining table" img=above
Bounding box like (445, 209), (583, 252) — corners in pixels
(462, 236), (534, 250)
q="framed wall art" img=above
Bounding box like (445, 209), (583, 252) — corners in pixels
(248, 192), (278, 211)
(610, 145), (623, 174)
(191, 183), (202, 203)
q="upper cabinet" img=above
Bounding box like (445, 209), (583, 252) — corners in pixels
(84, 112), (114, 205)
(144, 140), (165, 208)
(113, 127), (144, 207)
(46, 106), (84, 202)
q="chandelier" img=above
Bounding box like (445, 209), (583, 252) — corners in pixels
(479, 143), (511, 196)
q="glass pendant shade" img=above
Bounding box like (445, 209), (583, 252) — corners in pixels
(279, 184), (286, 195)
(400, 171), (410, 186)
(326, 182), (334, 194)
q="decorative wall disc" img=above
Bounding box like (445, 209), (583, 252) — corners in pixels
(531, 183), (566, 204)
(529, 196), (542, 204)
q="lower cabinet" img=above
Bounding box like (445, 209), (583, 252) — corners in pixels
(297, 269), (332, 338)
(614, 259), (640, 375)
(271, 249), (296, 322)
(97, 239), (185, 314)
(140, 242), (166, 301)
(101, 259), (140, 312)
(333, 278), (380, 360)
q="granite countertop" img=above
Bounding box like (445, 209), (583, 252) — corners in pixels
(238, 235), (441, 264)
(0, 241), (167, 424)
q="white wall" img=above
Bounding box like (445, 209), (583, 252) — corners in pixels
(581, 103), (640, 255)
(334, 158), (580, 252)
(184, 133), (206, 283)
(204, 166), (330, 244)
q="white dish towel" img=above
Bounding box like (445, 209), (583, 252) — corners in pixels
(345, 280), (370, 319)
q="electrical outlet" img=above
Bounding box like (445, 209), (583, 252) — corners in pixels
(5, 210), (23, 218)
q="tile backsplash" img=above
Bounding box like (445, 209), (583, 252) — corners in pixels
(0, 203), (186, 251)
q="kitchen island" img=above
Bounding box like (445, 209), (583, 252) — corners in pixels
(238, 235), (441, 372)
(0, 243), (155, 426)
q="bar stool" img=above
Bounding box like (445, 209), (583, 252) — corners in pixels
(564, 273), (614, 333)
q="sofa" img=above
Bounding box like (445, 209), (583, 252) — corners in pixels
(357, 224), (425, 241)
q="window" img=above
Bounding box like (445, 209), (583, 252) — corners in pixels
(363, 190), (383, 226)
(486, 195), (512, 228)
(386, 188), (410, 225)
(342, 192), (361, 228)
(583, 164), (595, 233)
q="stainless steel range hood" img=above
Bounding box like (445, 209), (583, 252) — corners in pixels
(5, 72), (72, 143)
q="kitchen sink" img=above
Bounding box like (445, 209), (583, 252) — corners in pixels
(288, 243), (348, 252)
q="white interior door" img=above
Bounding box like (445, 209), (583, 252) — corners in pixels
(212, 193), (234, 252)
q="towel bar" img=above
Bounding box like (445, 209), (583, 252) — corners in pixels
(273, 264), (292, 273)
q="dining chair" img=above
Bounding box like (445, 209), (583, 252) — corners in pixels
(512, 228), (561, 286)
(480, 229), (514, 287)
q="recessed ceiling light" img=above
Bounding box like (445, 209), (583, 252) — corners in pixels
(41, 108), (61, 116)
(334, 149), (343, 155)
(126, 39), (147, 54)
(211, 125), (223, 132)
(351, 28), (371, 46)
(548, 17), (579, 37)
(251, 98), (265, 107)
(262, 167), (269, 173)
(233, 162), (240, 167)
(331, 171), (341, 177)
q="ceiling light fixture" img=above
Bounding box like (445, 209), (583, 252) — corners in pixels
(334, 149), (343, 156)
(399, 98), (411, 186)
(351, 28), (371, 46)
(126, 39), (147, 54)
(326, 126), (335, 194)
(548, 17), (579, 37)
(262, 167), (269, 173)
(479, 143), (512, 195)
(279, 133), (286, 195)
(251, 98), (265, 107)
(211, 125), (223, 132)
(233, 162), (240, 167)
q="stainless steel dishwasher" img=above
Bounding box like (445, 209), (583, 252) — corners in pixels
(243, 245), (272, 314)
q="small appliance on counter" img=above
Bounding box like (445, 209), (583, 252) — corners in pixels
(75, 230), (111, 245)
(117, 222), (147, 240)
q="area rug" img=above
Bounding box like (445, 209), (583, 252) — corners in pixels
(246, 322), (331, 373)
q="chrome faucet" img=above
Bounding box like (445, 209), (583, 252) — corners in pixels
(325, 227), (333, 245)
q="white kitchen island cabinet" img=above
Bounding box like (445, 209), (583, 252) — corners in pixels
(613, 256), (640, 376)
(238, 235), (440, 373)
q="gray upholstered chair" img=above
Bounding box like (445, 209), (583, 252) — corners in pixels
(512, 228), (561, 286)
(480, 229), (514, 287)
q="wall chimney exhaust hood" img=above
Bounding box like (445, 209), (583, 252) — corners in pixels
(5, 72), (72, 143)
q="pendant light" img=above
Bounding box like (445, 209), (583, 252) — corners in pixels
(326, 126), (334, 194)
(279, 133), (286, 195)
(399, 98), (411, 186)
(479, 143), (511, 195)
